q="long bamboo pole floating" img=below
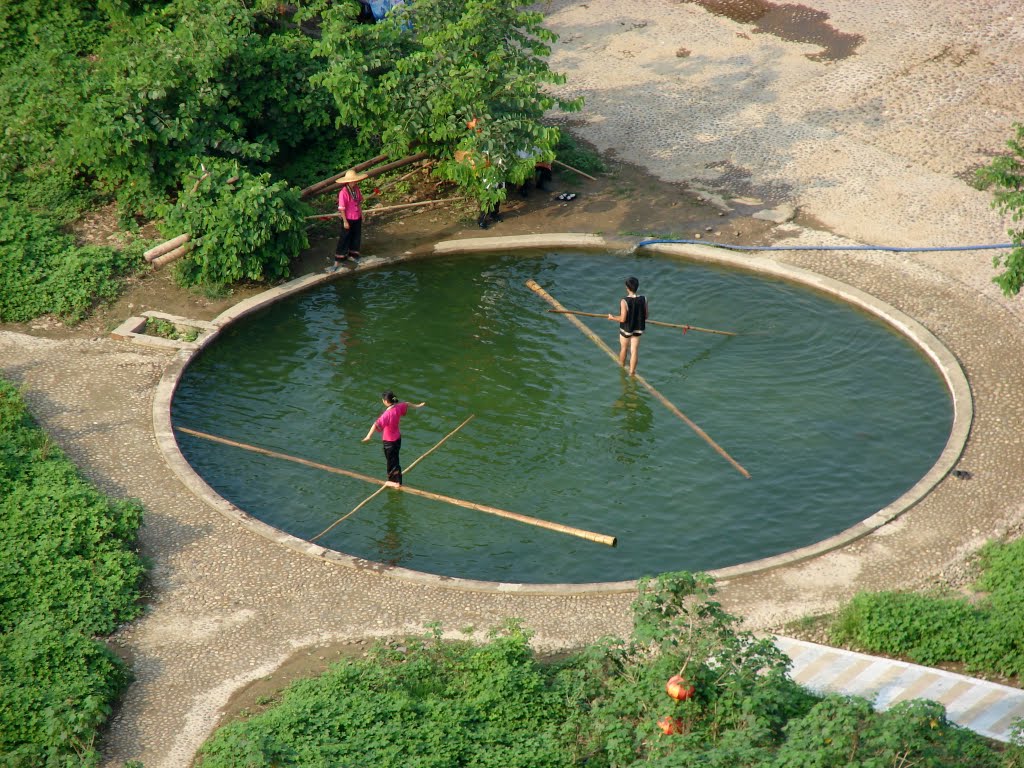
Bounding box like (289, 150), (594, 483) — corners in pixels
(175, 425), (617, 546)
(525, 280), (750, 479)
(310, 414), (476, 542)
(547, 309), (736, 337)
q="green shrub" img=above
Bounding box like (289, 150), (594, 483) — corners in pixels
(976, 122), (1024, 296)
(554, 132), (606, 177)
(829, 590), (982, 666)
(830, 536), (1024, 678)
(159, 158), (309, 290)
(198, 623), (578, 768)
(0, 380), (145, 765)
(0, 199), (146, 323)
(199, 572), (1006, 768)
(773, 696), (1000, 768)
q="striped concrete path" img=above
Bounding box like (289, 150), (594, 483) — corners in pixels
(776, 637), (1024, 743)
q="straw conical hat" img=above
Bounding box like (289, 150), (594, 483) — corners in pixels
(336, 168), (369, 184)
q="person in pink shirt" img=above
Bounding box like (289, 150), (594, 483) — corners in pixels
(362, 390), (426, 487)
(332, 168), (368, 271)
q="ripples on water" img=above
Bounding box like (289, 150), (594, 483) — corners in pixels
(172, 252), (951, 583)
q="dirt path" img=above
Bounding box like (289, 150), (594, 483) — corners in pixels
(2, 2), (1023, 766)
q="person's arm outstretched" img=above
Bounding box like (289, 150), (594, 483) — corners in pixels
(608, 299), (627, 322)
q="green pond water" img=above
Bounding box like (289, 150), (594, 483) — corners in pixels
(171, 251), (952, 584)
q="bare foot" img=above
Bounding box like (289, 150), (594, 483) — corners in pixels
(385, 481), (400, 488)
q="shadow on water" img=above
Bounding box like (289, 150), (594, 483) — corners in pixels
(686, 0), (864, 61)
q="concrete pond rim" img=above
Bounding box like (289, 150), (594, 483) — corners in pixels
(151, 233), (972, 595)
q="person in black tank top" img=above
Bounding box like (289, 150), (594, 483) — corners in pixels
(607, 276), (648, 376)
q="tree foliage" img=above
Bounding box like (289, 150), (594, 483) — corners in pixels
(65, 0), (333, 216)
(977, 122), (1024, 296)
(0, 0), (580, 313)
(307, 0), (582, 205)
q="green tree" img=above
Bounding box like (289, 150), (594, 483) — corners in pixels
(306, 0), (582, 206)
(65, 0), (331, 216)
(977, 122), (1024, 296)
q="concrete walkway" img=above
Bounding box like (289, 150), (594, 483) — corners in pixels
(778, 637), (1024, 743)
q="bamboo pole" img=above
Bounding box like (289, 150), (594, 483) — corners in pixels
(360, 152), (430, 180)
(300, 154), (388, 198)
(175, 425), (617, 546)
(309, 414), (475, 542)
(525, 280), (750, 479)
(302, 153), (430, 200)
(374, 161), (431, 195)
(151, 242), (192, 269)
(554, 159), (598, 181)
(548, 309), (737, 337)
(305, 197), (468, 220)
(144, 234), (190, 262)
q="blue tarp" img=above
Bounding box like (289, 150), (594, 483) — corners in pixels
(368, 0), (405, 20)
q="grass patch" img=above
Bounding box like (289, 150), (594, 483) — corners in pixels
(0, 380), (146, 765)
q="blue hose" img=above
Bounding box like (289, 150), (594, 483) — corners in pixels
(636, 238), (1015, 253)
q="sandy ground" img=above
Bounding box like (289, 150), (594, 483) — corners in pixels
(2, 1), (1024, 765)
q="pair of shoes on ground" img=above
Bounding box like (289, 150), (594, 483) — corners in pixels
(556, 192), (577, 201)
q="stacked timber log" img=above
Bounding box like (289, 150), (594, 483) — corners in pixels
(144, 234), (191, 269)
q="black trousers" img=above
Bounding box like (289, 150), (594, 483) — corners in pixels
(336, 217), (362, 258)
(382, 438), (402, 485)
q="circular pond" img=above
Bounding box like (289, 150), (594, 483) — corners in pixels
(171, 250), (953, 584)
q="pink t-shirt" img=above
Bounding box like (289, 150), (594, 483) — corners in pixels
(374, 402), (408, 441)
(338, 185), (363, 220)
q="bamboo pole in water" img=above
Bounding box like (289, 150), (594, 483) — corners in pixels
(547, 309), (737, 337)
(309, 414), (476, 542)
(525, 279), (750, 479)
(175, 425), (617, 546)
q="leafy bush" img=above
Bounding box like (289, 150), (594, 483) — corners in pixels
(554, 132), (606, 178)
(976, 122), (1024, 296)
(65, 0), (333, 217)
(307, 0), (581, 206)
(198, 622), (578, 768)
(0, 200), (146, 323)
(159, 158), (309, 289)
(197, 572), (1010, 768)
(831, 536), (1024, 678)
(0, 380), (145, 765)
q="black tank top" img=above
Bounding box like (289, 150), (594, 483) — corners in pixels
(621, 295), (647, 333)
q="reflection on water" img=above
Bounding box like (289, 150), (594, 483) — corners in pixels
(611, 378), (655, 467)
(375, 492), (412, 566)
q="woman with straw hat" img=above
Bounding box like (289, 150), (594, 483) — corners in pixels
(332, 168), (368, 271)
